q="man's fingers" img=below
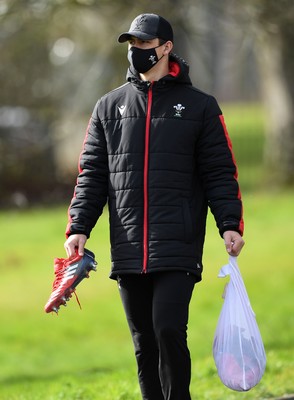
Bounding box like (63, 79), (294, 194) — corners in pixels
(225, 240), (234, 254)
(64, 242), (75, 258)
(78, 241), (85, 256)
(223, 231), (245, 256)
(64, 234), (87, 258)
(227, 238), (244, 256)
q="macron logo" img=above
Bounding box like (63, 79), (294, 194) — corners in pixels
(118, 105), (126, 116)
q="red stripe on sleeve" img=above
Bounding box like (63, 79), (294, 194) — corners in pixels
(219, 115), (244, 235)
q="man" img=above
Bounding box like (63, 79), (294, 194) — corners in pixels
(64, 13), (244, 400)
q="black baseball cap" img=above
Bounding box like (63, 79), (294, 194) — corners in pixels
(118, 13), (173, 43)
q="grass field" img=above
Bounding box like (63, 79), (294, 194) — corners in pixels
(0, 189), (293, 400)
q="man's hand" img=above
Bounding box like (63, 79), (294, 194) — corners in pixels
(64, 234), (87, 258)
(223, 230), (245, 256)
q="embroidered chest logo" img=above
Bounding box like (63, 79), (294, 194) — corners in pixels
(173, 103), (185, 117)
(117, 105), (126, 116)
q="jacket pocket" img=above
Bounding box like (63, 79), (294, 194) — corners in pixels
(182, 198), (193, 243)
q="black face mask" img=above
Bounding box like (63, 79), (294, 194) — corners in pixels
(127, 45), (164, 73)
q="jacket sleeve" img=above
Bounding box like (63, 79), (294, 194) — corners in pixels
(66, 102), (108, 238)
(196, 96), (244, 237)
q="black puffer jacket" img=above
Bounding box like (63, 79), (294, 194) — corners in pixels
(66, 54), (244, 281)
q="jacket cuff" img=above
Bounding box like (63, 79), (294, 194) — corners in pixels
(65, 222), (91, 239)
(219, 220), (243, 238)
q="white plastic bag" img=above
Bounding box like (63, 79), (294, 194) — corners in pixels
(213, 256), (266, 391)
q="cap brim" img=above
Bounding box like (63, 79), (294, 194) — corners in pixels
(117, 31), (156, 43)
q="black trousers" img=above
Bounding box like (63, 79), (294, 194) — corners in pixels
(118, 271), (196, 400)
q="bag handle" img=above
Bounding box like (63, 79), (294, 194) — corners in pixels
(218, 256), (256, 317)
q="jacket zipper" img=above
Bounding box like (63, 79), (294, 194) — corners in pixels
(143, 82), (153, 273)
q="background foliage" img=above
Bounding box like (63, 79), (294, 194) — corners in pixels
(1, 0), (294, 207)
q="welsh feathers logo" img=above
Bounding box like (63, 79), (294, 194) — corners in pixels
(173, 103), (185, 117)
(148, 55), (157, 65)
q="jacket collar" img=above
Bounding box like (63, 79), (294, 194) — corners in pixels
(126, 53), (192, 90)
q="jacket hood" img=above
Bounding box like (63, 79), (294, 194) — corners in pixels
(126, 53), (192, 87)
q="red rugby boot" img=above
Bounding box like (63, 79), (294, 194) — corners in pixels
(44, 249), (97, 314)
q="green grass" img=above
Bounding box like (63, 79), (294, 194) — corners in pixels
(0, 190), (293, 399)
